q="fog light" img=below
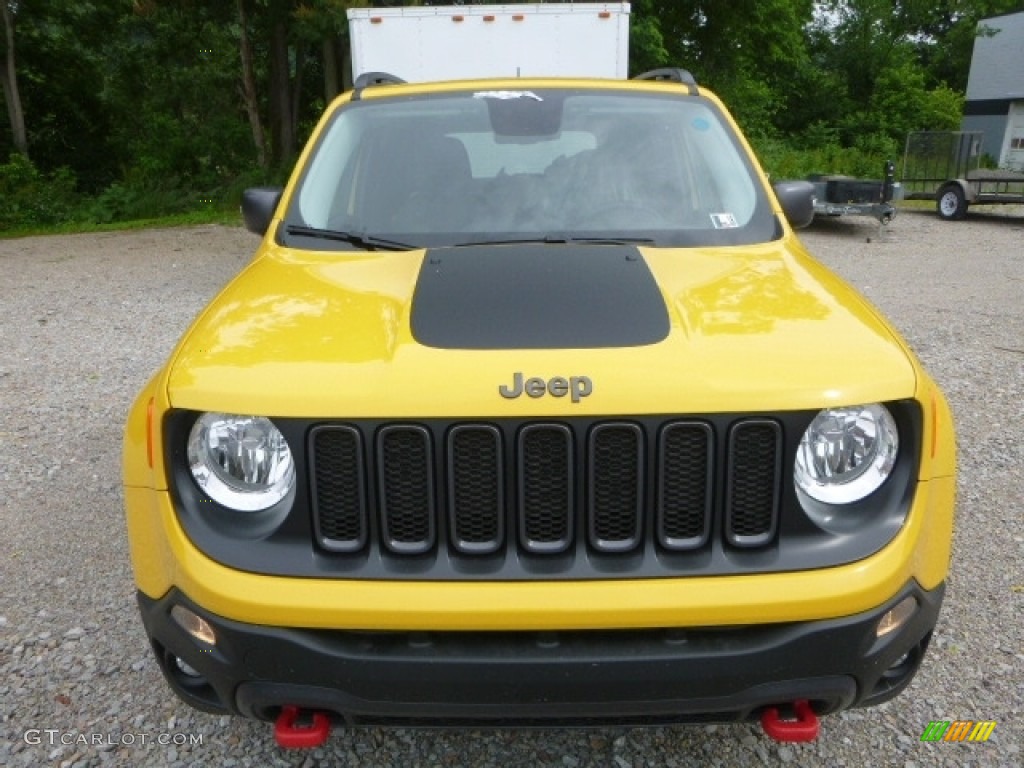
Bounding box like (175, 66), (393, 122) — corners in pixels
(171, 605), (217, 646)
(174, 655), (202, 677)
(876, 597), (917, 638)
(888, 651), (911, 669)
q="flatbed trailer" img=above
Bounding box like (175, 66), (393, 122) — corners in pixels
(901, 131), (1024, 220)
(808, 162), (900, 225)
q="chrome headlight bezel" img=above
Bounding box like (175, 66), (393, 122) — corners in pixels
(187, 412), (296, 512)
(794, 403), (899, 508)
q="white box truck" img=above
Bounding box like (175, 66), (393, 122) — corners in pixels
(347, 3), (631, 82)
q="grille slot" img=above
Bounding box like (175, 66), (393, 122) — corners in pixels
(588, 423), (643, 552)
(310, 426), (367, 552)
(657, 422), (713, 550)
(725, 420), (782, 547)
(518, 424), (574, 554)
(378, 425), (435, 554)
(448, 425), (504, 554)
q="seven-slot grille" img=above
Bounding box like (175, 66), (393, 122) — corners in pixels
(310, 418), (782, 559)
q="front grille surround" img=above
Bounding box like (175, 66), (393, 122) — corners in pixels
(378, 425), (436, 554)
(448, 425), (504, 555)
(588, 423), (644, 553)
(656, 422), (714, 550)
(310, 426), (367, 553)
(168, 404), (922, 581)
(725, 420), (782, 547)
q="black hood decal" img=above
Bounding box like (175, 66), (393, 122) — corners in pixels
(411, 245), (670, 349)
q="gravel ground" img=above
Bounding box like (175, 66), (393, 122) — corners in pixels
(1, 209), (1021, 767)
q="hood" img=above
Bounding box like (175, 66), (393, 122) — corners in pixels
(166, 238), (917, 417)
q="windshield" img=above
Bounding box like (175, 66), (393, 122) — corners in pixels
(282, 88), (778, 249)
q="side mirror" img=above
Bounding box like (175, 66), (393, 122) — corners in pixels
(241, 187), (284, 235)
(772, 180), (816, 230)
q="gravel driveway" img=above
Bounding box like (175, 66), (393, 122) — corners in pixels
(1, 209), (1021, 767)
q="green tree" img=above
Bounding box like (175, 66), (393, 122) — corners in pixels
(1, 0), (28, 157)
(238, 0), (268, 169)
(249, 0), (372, 167)
(635, 0), (815, 137)
(0, 2), (126, 190)
(629, 0), (670, 74)
(897, 0), (1022, 91)
(867, 61), (964, 138)
(803, 0), (975, 147)
(105, 2), (249, 186)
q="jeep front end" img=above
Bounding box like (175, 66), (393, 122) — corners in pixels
(123, 70), (955, 743)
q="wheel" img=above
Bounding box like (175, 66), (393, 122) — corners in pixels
(936, 185), (967, 221)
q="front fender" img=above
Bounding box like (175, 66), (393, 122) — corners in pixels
(123, 372), (171, 491)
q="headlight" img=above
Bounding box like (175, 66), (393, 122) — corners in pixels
(794, 403), (898, 505)
(187, 413), (295, 511)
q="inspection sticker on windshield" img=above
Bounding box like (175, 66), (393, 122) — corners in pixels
(710, 212), (739, 229)
(473, 91), (543, 102)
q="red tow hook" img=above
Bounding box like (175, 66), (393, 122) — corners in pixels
(760, 699), (820, 742)
(273, 705), (331, 749)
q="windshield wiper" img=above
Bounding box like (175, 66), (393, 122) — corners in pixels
(284, 225), (417, 251)
(453, 235), (656, 247)
(562, 236), (657, 245)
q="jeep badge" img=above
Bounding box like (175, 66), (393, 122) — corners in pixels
(499, 372), (593, 403)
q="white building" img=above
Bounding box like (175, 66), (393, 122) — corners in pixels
(962, 10), (1024, 170)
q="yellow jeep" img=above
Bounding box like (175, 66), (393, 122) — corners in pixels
(123, 69), (955, 744)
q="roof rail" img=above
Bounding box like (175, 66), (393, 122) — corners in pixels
(351, 72), (406, 101)
(633, 68), (698, 95)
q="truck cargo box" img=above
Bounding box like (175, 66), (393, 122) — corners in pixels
(347, 3), (631, 83)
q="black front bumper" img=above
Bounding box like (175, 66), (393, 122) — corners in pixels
(138, 581), (943, 727)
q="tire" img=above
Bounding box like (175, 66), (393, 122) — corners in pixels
(937, 185), (968, 221)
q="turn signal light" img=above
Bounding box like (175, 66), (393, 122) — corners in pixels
(876, 596), (917, 638)
(171, 605), (217, 646)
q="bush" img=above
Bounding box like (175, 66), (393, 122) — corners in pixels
(753, 136), (898, 182)
(0, 154), (79, 231)
(85, 175), (195, 224)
